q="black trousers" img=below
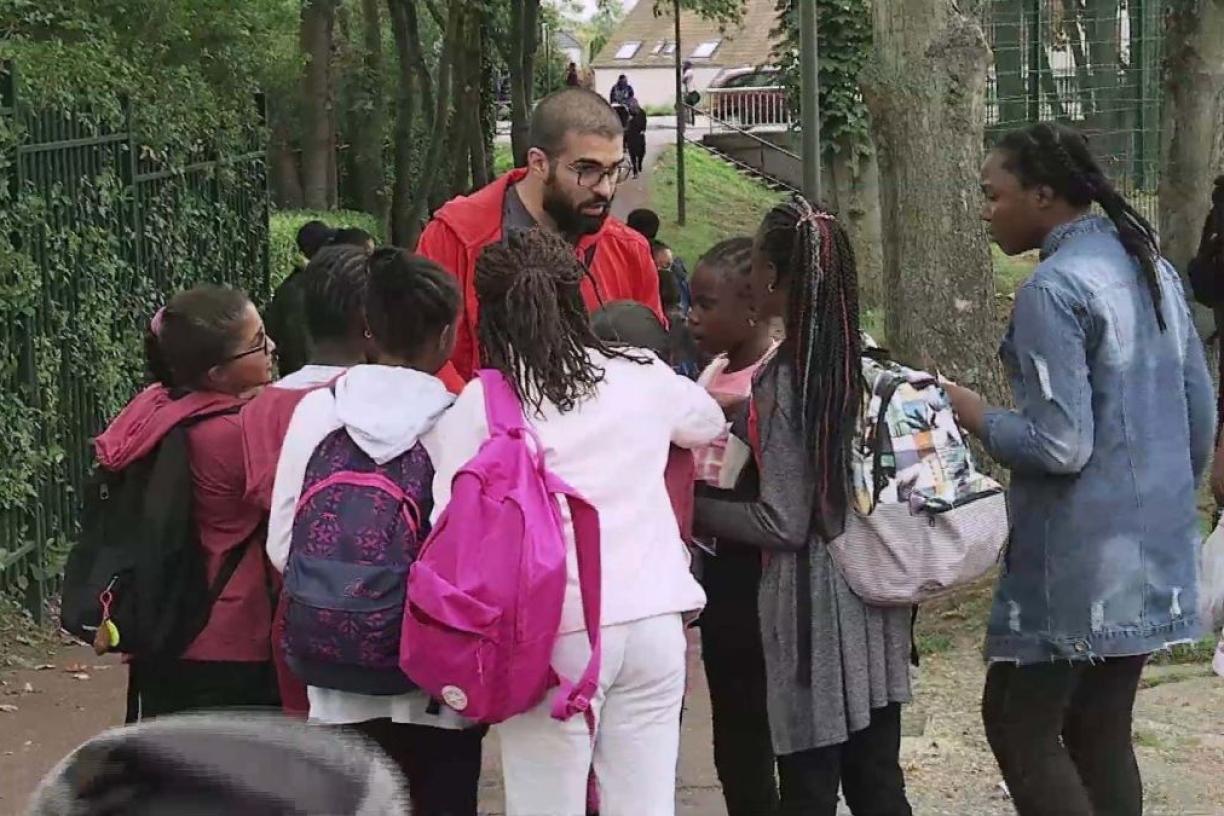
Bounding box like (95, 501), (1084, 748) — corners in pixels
(982, 655), (1147, 816)
(776, 703), (913, 816)
(354, 719), (486, 816)
(699, 548), (780, 816)
(126, 659), (279, 722)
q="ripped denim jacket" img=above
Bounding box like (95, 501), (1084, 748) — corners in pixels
(982, 216), (1215, 664)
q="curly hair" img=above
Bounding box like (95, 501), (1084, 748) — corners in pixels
(476, 229), (643, 414)
(365, 249), (459, 360)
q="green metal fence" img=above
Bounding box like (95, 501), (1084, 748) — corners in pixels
(0, 62), (270, 618)
(983, 0), (1165, 221)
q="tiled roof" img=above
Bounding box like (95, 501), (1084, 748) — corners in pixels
(591, 0), (779, 70)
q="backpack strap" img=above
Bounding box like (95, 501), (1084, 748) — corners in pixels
(477, 369), (528, 434)
(544, 473), (602, 727)
(204, 520), (265, 613)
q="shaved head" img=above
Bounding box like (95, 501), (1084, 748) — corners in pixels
(529, 88), (624, 156)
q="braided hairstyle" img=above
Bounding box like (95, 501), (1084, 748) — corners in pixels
(996, 122), (1166, 331)
(365, 249), (459, 361)
(699, 236), (754, 291)
(757, 197), (862, 538)
(476, 228), (643, 414)
(302, 245), (371, 343)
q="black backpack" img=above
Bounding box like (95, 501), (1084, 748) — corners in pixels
(61, 406), (259, 659)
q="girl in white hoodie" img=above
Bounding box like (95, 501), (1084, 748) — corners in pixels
(266, 248), (485, 816)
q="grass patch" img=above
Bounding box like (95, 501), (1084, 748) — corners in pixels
(1149, 635), (1219, 666)
(649, 145), (785, 267)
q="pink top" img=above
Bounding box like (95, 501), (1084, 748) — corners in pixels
(694, 347), (777, 484)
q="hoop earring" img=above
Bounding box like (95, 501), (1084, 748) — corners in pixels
(747, 317), (758, 327)
(767, 282), (777, 293)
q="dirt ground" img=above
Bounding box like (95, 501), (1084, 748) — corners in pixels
(3, 598), (1223, 816)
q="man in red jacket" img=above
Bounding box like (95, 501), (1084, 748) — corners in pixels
(417, 87), (664, 382)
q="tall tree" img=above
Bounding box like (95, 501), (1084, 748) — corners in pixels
(300, 0), (337, 210)
(349, 0), (388, 224)
(863, 0), (1003, 395)
(388, 0), (424, 245)
(508, 0), (542, 166)
(1159, 0), (1224, 335)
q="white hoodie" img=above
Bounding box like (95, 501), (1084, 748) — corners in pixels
(266, 364), (465, 728)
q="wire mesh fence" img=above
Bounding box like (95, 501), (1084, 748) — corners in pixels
(982, 0), (1164, 221)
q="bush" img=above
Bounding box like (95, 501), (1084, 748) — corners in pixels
(269, 210), (386, 289)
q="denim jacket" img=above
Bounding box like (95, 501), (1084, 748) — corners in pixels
(982, 216), (1215, 664)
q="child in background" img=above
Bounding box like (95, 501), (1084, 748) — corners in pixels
(241, 245), (372, 719)
(94, 286), (279, 719)
(687, 237), (780, 816)
(653, 240), (701, 378)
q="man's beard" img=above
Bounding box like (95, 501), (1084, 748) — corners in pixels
(543, 178), (611, 240)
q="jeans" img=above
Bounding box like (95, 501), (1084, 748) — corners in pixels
(982, 655), (1147, 816)
(700, 548), (779, 816)
(776, 703), (912, 816)
(354, 719), (485, 816)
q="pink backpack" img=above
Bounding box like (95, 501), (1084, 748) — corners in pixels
(399, 370), (602, 725)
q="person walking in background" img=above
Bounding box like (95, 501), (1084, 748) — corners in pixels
(417, 87), (663, 384)
(240, 245), (373, 720)
(609, 74), (634, 106)
(566, 62), (581, 87)
(95, 286), (280, 720)
(687, 237), (780, 816)
(626, 97), (648, 178)
(944, 122), (1214, 816)
(695, 198), (914, 816)
(424, 229), (723, 816)
(654, 240), (700, 378)
(267, 249), (485, 816)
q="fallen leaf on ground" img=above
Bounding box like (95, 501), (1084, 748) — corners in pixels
(72, 673), (91, 681)
(63, 663), (88, 673)
(35, 664), (55, 671)
(23, 682), (35, 693)
(0, 704), (18, 713)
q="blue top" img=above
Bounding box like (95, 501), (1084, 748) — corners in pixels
(982, 215), (1215, 663)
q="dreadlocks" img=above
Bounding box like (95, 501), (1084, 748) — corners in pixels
(757, 197), (862, 539)
(997, 122), (1166, 331)
(476, 228), (644, 414)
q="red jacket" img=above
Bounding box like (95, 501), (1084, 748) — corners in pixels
(95, 386), (271, 663)
(417, 169), (665, 382)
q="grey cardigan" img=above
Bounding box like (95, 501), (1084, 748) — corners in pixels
(696, 362), (912, 754)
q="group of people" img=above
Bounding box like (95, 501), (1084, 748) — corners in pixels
(44, 86), (1221, 816)
(609, 74), (648, 178)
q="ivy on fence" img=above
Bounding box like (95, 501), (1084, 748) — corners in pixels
(0, 61), (270, 617)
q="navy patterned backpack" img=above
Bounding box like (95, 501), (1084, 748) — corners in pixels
(282, 428), (432, 695)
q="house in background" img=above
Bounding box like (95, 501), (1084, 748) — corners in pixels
(554, 30), (585, 68)
(590, 0), (778, 108)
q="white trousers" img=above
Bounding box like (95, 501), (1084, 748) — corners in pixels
(498, 613), (687, 816)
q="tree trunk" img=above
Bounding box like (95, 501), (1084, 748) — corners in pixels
(1084, 0), (1125, 172)
(822, 143), (884, 313)
(269, 117), (305, 209)
(509, 0), (541, 166)
(388, 0), (420, 246)
(404, 0), (461, 248)
(863, 1), (1004, 398)
(300, 0), (336, 211)
(351, 0), (387, 226)
(1159, 0), (1224, 337)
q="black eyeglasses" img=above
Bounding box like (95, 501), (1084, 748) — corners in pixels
(567, 160), (633, 188)
(223, 333), (269, 364)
